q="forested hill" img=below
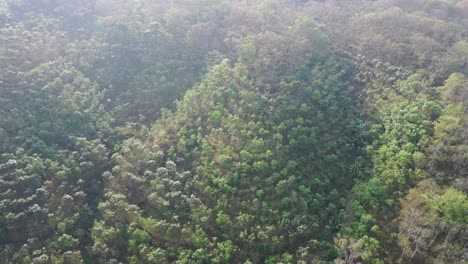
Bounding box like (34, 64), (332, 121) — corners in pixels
(0, 0), (466, 263)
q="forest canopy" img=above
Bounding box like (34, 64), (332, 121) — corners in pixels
(0, 0), (466, 263)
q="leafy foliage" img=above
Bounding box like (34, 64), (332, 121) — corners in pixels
(0, 0), (466, 263)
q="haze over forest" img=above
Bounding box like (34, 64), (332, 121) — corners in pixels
(0, 0), (467, 263)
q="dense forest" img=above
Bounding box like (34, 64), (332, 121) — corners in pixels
(0, 0), (466, 263)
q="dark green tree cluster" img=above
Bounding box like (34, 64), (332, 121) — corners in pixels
(0, 61), (112, 262)
(93, 56), (362, 263)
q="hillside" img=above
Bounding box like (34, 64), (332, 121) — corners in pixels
(0, 0), (466, 263)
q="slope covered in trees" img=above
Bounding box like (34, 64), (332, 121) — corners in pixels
(0, 0), (466, 263)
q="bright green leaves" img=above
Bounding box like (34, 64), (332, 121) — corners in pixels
(371, 74), (437, 186)
(215, 211), (232, 233)
(344, 74), (444, 261)
(128, 228), (152, 258)
(399, 180), (467, 263)
(215, 240), (236, 262)
(424, 188), (468, 225)
(341, 64), (468, 262)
